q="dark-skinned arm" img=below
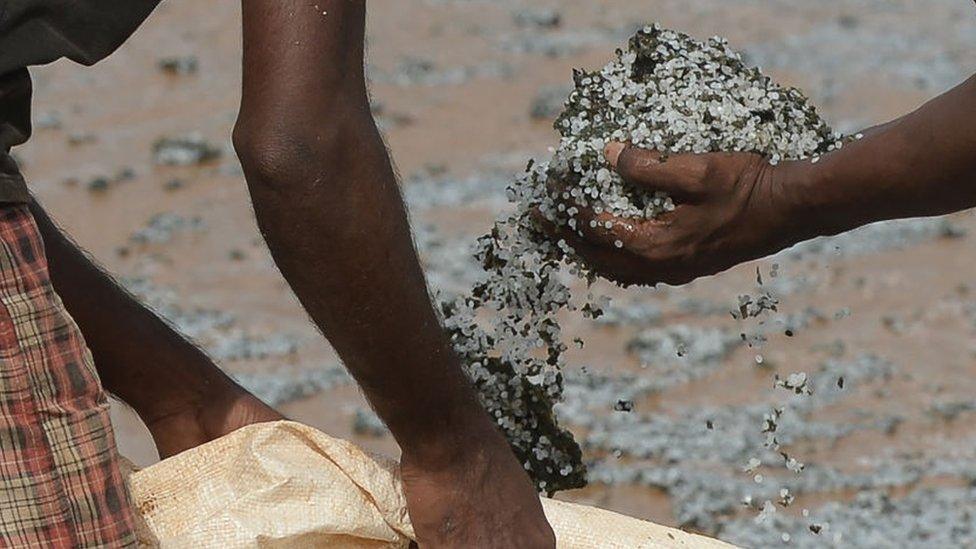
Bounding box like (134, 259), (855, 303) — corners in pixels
(232, 2), (552, 547)
(785, 74), (976, 237)
(28, 200), (283, 457)
(546, 74), (976, 287)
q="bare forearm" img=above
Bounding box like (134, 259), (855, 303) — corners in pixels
(235, 1), (487, 454)
(29, 201), (237, 423)
(788, 75), (976, 239)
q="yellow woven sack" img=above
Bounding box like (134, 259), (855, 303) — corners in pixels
(127, 421), (737, 549)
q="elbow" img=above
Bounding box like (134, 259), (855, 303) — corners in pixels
(232, 117), (345, 195)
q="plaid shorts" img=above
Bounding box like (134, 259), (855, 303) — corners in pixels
(0, 205), (137, 547)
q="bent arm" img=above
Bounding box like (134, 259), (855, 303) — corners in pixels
(29, 201), (280, 456)
(786, 74), (976, 240)
(233, 1), (488, 457)
(232, 6), (555, 547)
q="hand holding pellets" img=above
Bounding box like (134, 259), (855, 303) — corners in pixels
(444, 24), (848, 493)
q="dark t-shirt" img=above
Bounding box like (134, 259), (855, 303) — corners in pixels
(0, 0), (161, 202)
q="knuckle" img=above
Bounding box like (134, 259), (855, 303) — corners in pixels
(616, 147), (647, 179)
(692, 159), (711, 183)
(683, 158), (712, 190)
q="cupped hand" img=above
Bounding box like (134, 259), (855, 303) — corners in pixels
(543, 142), (808, 287)
(400, 419), (555, 549)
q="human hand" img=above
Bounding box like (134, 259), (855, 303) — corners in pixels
(542, 142), (810, 287)
(146, 380), (284, 458)
(400, 417), (555, 548)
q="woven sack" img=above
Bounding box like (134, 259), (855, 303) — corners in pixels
(127, 421), (737, 549)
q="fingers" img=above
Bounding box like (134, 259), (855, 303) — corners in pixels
(535, 185), (682, 260)
(536, 201), (644, 251)
(572, 208), (645, 250)
(605, 142), (708, 198)
(534, 210), (658, 284)
(534, 210), (699, 287)
(533, 208), (627, 258)
(533, 157), (698, 286)
(551, 225), (645, 282)
(539, 178), (636, 249)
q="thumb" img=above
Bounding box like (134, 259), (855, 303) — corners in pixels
(605, 143), (707, 198)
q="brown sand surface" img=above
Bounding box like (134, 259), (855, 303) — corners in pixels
(14, 0), (976, 545)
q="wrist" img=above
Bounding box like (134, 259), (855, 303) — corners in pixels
(394, 393), (503, 470)
(775, 156), (847, 244)
(778, 122), (912, 241)
(134, 356), (240, 426)
(349, 341), (502, 467)
(144, 369), (283, 458)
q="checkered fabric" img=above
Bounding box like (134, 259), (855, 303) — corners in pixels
(0, 205), (136, 547)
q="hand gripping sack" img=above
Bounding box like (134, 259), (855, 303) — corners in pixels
(127, 421), (738, 549)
